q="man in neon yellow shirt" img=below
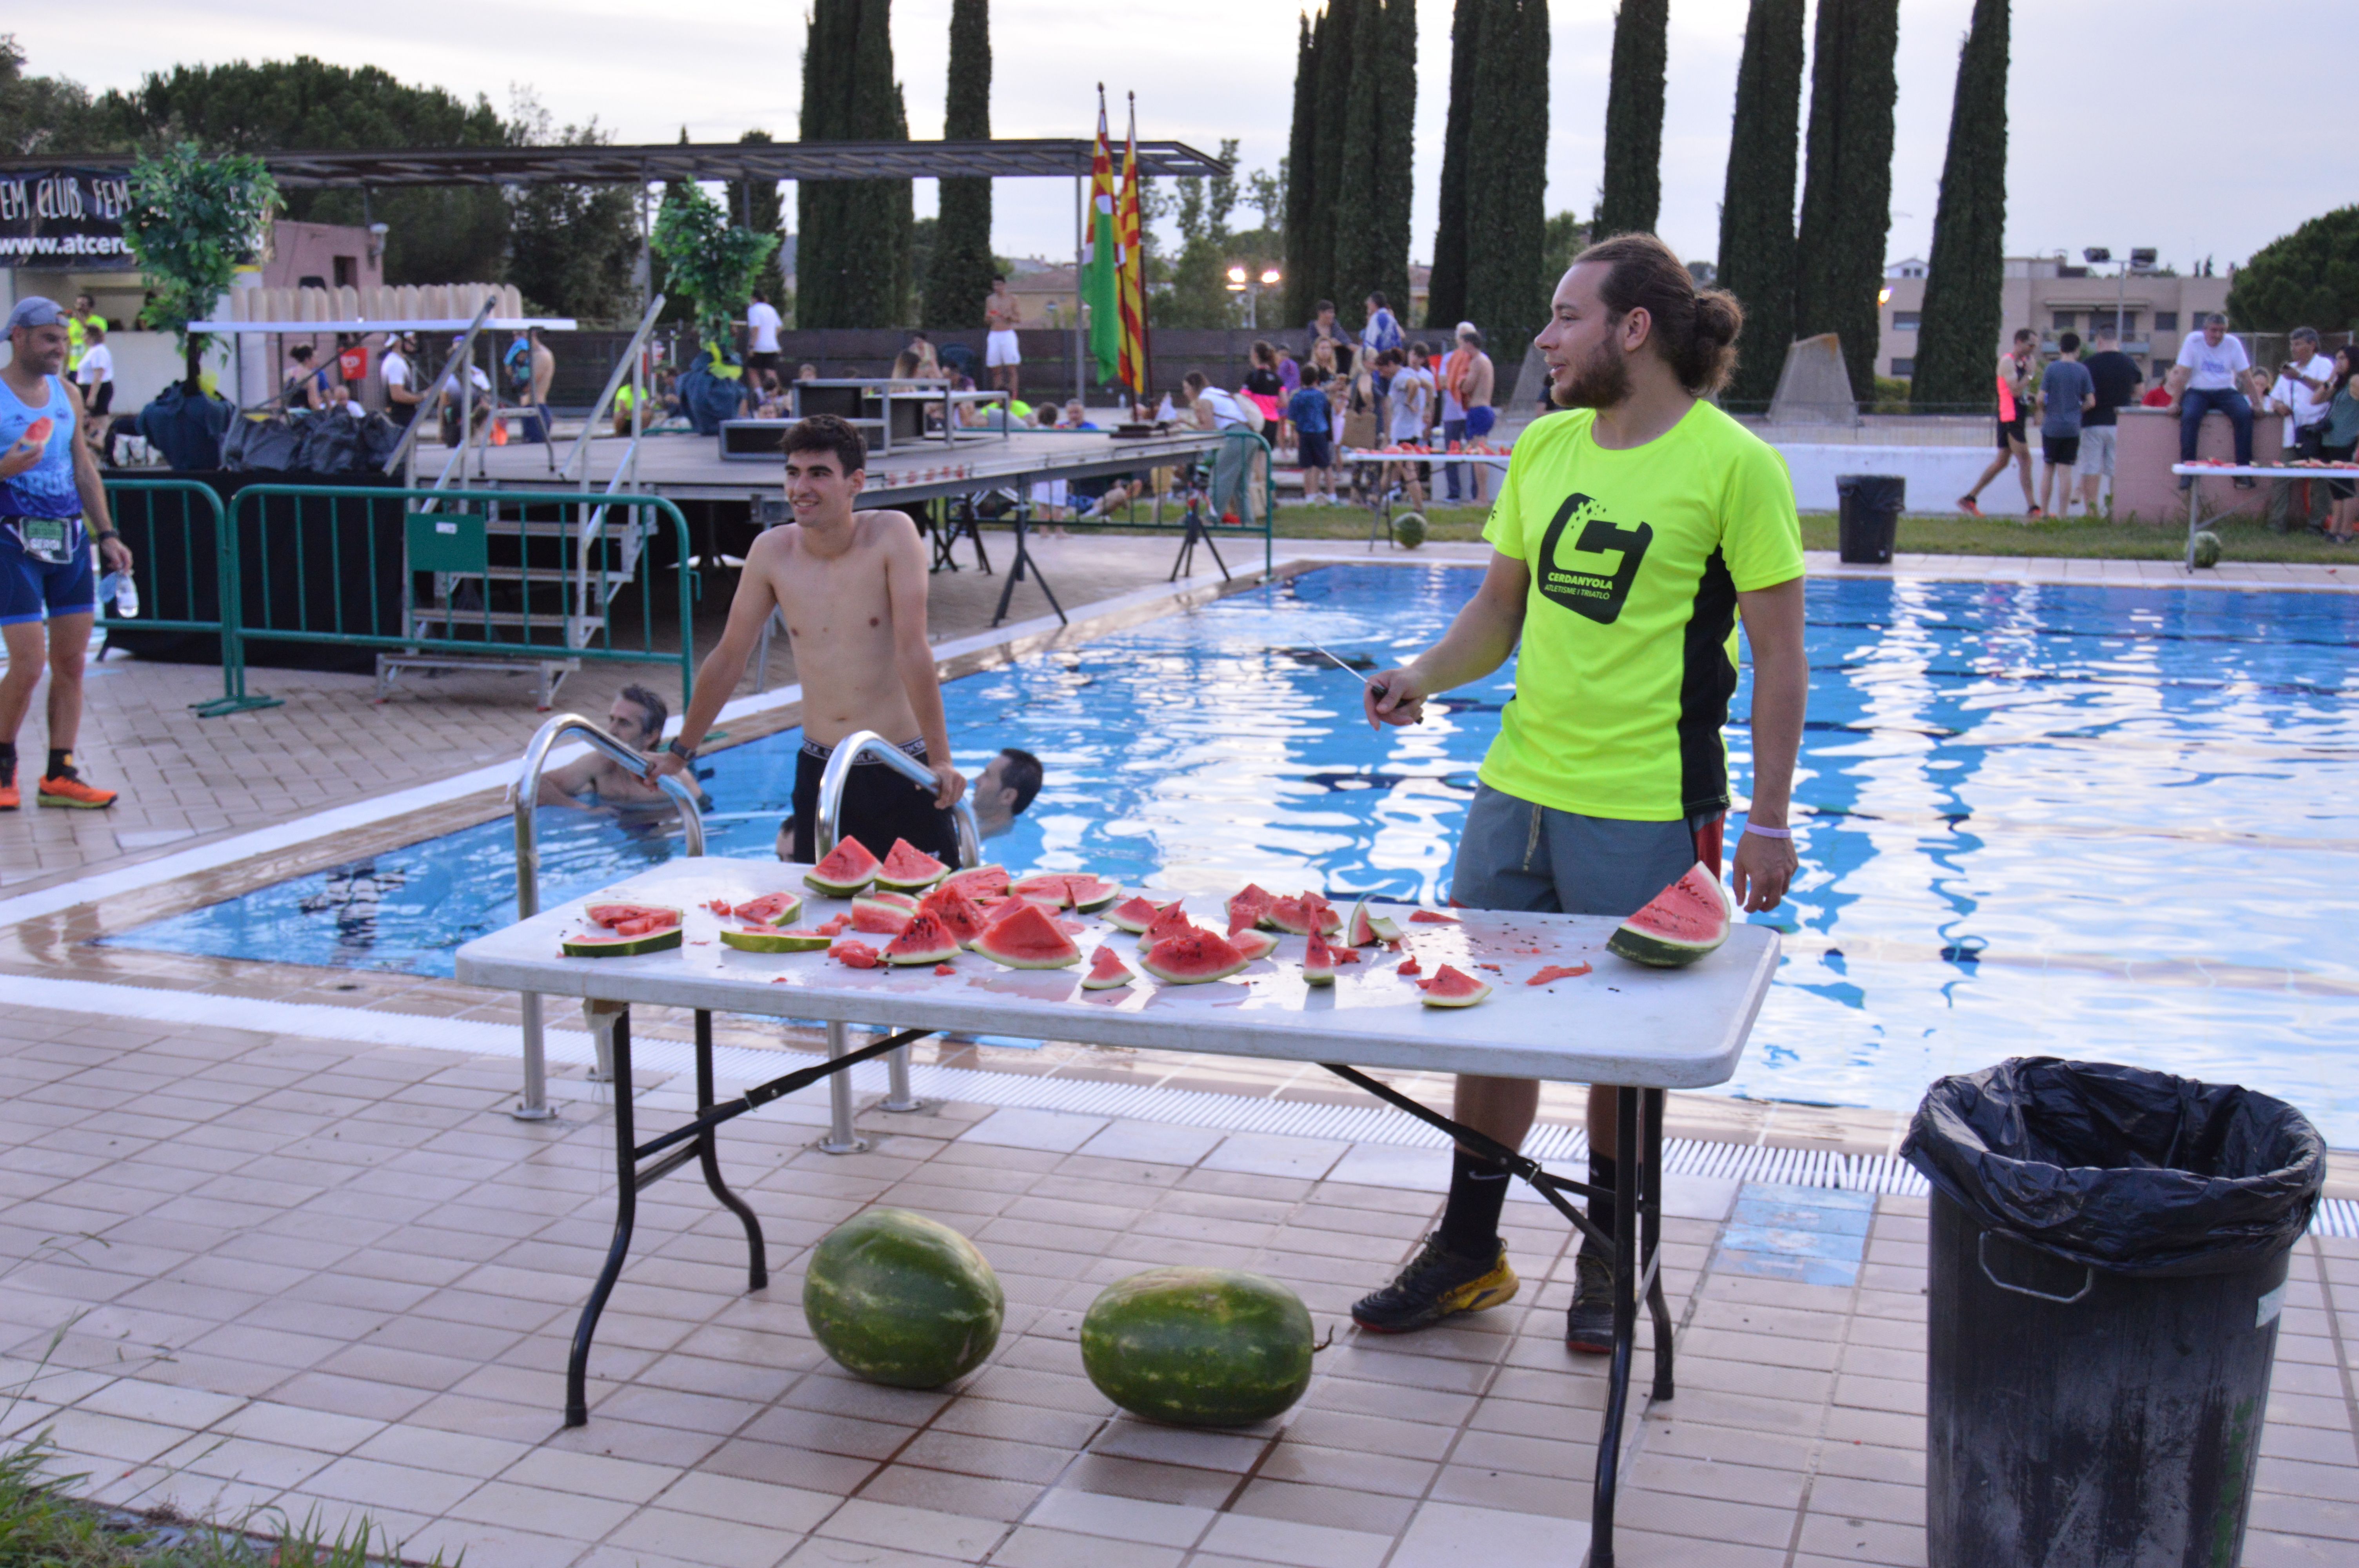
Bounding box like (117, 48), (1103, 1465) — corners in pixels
(1354, 234), (1809, 1351)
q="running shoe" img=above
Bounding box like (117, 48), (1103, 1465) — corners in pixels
(37, 767), (117, 809)
(1566, 1247), (1617, 1355)
(0, 780), (16, 811)
(1956, 496), (1984, 517)
(2025, 506), (2046, 520)
(1351, 1233), (1518, 1334)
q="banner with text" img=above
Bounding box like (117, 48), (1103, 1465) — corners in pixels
(0, 169), (137, 269)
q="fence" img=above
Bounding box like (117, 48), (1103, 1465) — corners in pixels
(96, 482), (696, 716)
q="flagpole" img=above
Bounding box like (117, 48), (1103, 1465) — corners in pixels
(1129, 92), (1150, 412)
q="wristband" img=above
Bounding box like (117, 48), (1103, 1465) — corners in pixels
(1742, 822), (1792, 840)
(666, 738), (696, 762)
(94, 529), (120, 543)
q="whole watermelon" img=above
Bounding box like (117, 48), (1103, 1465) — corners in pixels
(1392, 510), (1428, 549)
(1080, 1267), (1315, 1426)
(2191, 530), (2222, 568)
(803, 1209), (1003, 1388)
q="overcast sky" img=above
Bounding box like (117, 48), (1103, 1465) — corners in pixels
(15, 0), (2352, 278)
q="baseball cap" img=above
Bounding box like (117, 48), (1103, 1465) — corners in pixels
(5, 298), (67, 332)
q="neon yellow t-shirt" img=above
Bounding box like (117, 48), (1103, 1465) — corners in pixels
(1478, 401), (1803, 821)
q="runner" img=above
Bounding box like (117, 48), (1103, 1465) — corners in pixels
(0, 298), (133, 811)
(1959, 328), (2041, 517)
(650, 415), (964, 863)
(1351, 234), (1808, 1351)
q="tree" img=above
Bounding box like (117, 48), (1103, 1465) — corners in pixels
(1543, 211), (1590, 281)
(1793, 0), (1899, 404)
(1714, 0), (1805, 407)
(95, 57), (510, 285)
(1283, 11), (1323, 327)
(0, 35), (113, 156)
(1462, 0), (1550, 352)
(1912, 0), (2010, 410)
(798, 0), (914, 328)
(1332, 0), (1413, 327)
(1155, 139), (1243, 329)
(505, 91), (642, 325)
(1424, 0), (1484, 330)
(733, 129), (787, 305)
(925, 0), (995, 330)
(651, 181), (781, 356)
(1594, 0), (1667, 240)
(122, 144), (282, 390)
(2227, 207), (2359, 335)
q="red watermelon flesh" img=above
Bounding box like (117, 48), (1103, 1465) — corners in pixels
(970, 902), (1083, 969)
(1141, 929), (1250, 985)
(1303, 931), (1339, 986)
(585, 902), (682, 931)
(1266, 894), (1342, 936)
(733, 891), (804, 929)
(883, 911), (961, 965)
(941, 864), (1010, 900)
(1530, 964), (1593, 984)
(1010, 874), (1074, 908)
(1059, 875), (1121, 912)
(874, 839), (951, 892)
(1418, 965), (1492, 1007)
(1105, 894), (1177, 933)
(917, 884), (990, 947)
(1409, 909), (1460, 924)
(1228, 928), (1278, 962)
(1226, 884), (1276, 932)
(849, 898), (914, 936)
(832, 940), (882, 969)
(1139, 902), (1198, 947)
(1397, 955), (1421, 976)
(1082, 945), (1136, 990)
(19, 417), (53, 448)
(806, 838), (883, 896)
(1606, 862), (1731, 969)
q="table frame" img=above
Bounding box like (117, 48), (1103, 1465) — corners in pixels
(2172, 462), (2356, 568)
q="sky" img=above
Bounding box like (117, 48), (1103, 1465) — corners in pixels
(13, 0), (2354, 278)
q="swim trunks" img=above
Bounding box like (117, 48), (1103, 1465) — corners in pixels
(790, 736), (959, 866)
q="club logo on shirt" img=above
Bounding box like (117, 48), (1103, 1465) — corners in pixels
(1535, 492), (1651, 624)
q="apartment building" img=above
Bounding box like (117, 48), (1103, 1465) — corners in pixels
(1876, 254), (2232, 390)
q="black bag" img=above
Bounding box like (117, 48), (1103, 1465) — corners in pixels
(1900, 1057), (2324, 1277)
(222, 412), (306, 471)
(357, 410), (404, 470)
(294, 412), (365, 474)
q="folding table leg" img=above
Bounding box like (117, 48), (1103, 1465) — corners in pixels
(1590, 1085), (1643, 1568)
(692, 1009), (767, 1291)
(1643, 1087), (1674, 1401)
(567, 1004), (638, 1427)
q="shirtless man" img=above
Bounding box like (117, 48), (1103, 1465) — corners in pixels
(537, 684), (707, 813)
(651, 416), (963, 862)
(984, 276), (1022, 401)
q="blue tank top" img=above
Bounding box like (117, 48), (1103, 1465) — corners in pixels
(0, 374), (80, 521)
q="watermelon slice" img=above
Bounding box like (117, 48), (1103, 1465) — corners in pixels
(1141, 929), (1250, 985)
(883, 910), (961, 965)
(1397, 955), (1421, 976)
(941, 863), (1010, 901)
(1226, 883), (1276, 933)
(17, 416), (53, 449)
(1059, 875), (1122, 913)
(1082, 945), (1136, 991)
(720, 926), (833, 953)
(917, 883), (990, 947)
(1606, 863), (1732, 969)
(874, 838), (951, 893)
(1409, 909), (1459, 924)
(833, 940), (882, 969)
(1229, 928), (1279, 962)
(1418, 964), (1492, 1007)
(1530, 963), (1593, 985)
(563, 902), (684, 957)
(1346, 897), (1401, 946)
(1138, 902), (1198, 947)
(1103, 894), (1178, 934)
(732, 891), (804, 929)
(1010, 873), (1075, 908)
(849, 895), (916, 935)
(969, 902), (1083, 969)
(1266, 894), (1342, 936)
(1303, 931), (1340, 986)
(806, 838), (883, 897)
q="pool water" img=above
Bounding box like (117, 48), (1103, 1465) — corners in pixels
(105, 565), (2359, 1143)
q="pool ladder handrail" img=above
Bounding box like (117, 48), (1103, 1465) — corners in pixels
(508, 712), (707, 1120)
(810, 731), (983, 1148)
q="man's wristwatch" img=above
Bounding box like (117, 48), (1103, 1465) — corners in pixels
(665, 738), (696, 762)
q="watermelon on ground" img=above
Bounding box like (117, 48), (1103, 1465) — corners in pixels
(805, 838), (883, 896)
(1606, 862), (1732, 968)
(874, 838), (951, 893)
(1141, 929), (1249, 985)
(803, 1209), (1004, 1388)
(969, 902), (1082, 969)
(1079, 1267), (1314, 1426)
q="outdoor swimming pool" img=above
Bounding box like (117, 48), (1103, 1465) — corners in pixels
(105, 564), (2359, 1143)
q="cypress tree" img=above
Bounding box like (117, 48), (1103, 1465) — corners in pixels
(1463, 0), (1548, 352)
(1283, 12), (1322, 328)
(1793, 0), (1899, 404)
(925, 0), (994, 330)
(1332, 0), (1385, 318)
(1367, 0), (1416, 318)
(1912, 0), (2009, 410)
(1594, 0), (1667, 240)
(1714, 0), (1805, 408)
(798, 0), (913, 328)
(1307, 0), (1358, 318)
(1424, 0), (1483, 330)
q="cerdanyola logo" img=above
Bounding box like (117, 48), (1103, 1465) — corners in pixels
(1536, 491), (1652, 625)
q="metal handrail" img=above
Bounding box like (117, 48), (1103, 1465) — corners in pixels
(383, 298), (497, 479)
(562, 295), (667, 485)
(506, 712), (707, 1119)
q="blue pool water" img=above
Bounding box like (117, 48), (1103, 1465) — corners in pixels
(106, 565), (2359, 1142)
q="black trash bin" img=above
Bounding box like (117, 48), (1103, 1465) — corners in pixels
(1835, 473), (1905, 563)
(1901, 1058), (2324, 1568)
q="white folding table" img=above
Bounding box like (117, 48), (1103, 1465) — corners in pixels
(456, 857), (1779, 1567)
(2172, 461), (2359, 567)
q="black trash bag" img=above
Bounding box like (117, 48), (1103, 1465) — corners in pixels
(1901, 1057), (2324, 1278)
(137, 384), (233, 472)
(295, 412), (365, 474)
(222, 412), (306, 471)
(356, 410), (405, 471)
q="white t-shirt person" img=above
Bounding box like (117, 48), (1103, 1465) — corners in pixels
(746, 301), (782, 355)
(75, 342), (112, 390)
(2175, 331), (2251, 392)
(1389, 364), (1434, 442)
(2282, 352), (2337, 433)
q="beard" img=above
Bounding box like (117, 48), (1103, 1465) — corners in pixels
(1549, 336), (1630, 410)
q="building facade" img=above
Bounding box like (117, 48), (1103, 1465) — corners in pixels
(1876, 254), (2233, 391)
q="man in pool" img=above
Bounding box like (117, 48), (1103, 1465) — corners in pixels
(537, 684), (707, 814)
(651, 415), (963, 863)
(1353, 234), (1808, 1352)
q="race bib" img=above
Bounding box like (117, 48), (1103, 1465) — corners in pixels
(18, 517), (71, 563)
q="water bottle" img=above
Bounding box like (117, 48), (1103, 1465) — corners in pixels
(114, 572), (138, 619)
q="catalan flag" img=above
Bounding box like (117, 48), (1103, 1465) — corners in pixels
(1116, 94), (1150, 403)
(1083, 88), (1120, 385)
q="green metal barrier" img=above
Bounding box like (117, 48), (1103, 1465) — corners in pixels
(224, 485), (697, 711)
(96, 478), (280, 718)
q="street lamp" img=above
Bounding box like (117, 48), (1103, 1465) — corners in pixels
(1226, 264), (1283, 329)
(2083, 246), (2156, 346)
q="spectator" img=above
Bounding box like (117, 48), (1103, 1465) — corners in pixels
(1360, 291), (1402, 364)
(1289, 363), (1337, 505)
(73, 318), (113, 432)
(1276, 344), (1301, 398)
(505, 327), (556, 443)
(2034, 331), (2095, 517)
(382, 334), (424, 430)
(797, 362), (820, 383)
(1062, 399), (1097, 430)
(1439, 323), (1496, 503)
(283, 344), (329, 412)
(2167, 313), (2256, 490)
(1380, 346), (1431, 510)
(971, 748), (1043, 840)
(2319, 344), (2358, 541)
(436, 338), (493, 448)
(1307, 299), (1346, 373)
(1241, 341), (1285, 428)
(1959, 328), (2041, 517)
(1309, 336), (1339, 383)
(2275, 325), (2338, 463)
(66, 293), (98, 375)
(985, 275), (1023, 399)
(1182, 370), (1252, 431)
(745, 292), (784, 393)
(2074, 323), (2141, 515)
(905, 332), (942, 381)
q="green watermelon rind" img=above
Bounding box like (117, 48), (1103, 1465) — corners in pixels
(874, 840), (952, 893)
(561, 926), (684, 958)
(732, 891), (804, 929)
(1140, 931), (1250, 985)
(882, 912), (962, 965)
(1605, 862), (1732, 969)
(969, 904), (1082, 969)
(718, 927), (832, 954)
(804, 840), (884, 897)
(1228, 928), (1279, 962)
(1079, 1266), (1315, 1427)
(802, 1208), (1005, 1389)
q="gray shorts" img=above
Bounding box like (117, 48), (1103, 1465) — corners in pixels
(2074, 424), (2118, 477)
(1450, 782), (1720, 917)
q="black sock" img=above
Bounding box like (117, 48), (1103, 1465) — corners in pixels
(47, 749), (72, 780)
(0, 743), (13, 787)
(1585, 1152), (1619, 1252)
(1437, 1149), (1512, 1257)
